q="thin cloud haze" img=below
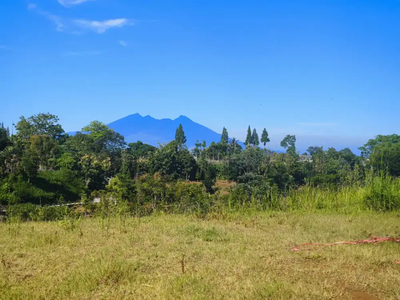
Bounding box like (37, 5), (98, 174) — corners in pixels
(61, 50), (102, 56)
(297, 122), (338, 126)
(40, 11), (65, 32)
(74, 19), (131, 34)
(57, 0), (93, 8)
(118, 40), (128, 47)
(28, 4), (66, 32)
(28, 4), (131, 34)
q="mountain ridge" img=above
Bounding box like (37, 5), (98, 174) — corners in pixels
(102, 113), (241, 148)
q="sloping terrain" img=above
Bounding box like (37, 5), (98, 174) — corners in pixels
(107, 114), (225, 147)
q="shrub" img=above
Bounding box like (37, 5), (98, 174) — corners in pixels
(6, 175), (55, 205)
(310, 174), (341, 188)
(0, 180), (18, 205)
(6, 203), (70, 221)
(6, 203), (39, 221)
(39, 206), (68, 221)
(227, 179), (279, 210)
(1, 171), (84, 206)
(171, 181), (213, 216)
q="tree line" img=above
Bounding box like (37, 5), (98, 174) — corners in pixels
(1, 113), (400, 209)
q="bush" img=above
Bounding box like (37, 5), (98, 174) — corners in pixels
(34, 169), (86, 203)
(310, 174), (341, 188)
(0, 180), (19, 205)
(6, 203), (39, 221)
(227, 179), (279, 210)
(170, 181), (213, 216)
(39, 206), (68, 221)
(1, 170), (84, 206)
(5, 175), (55, 205)
(6, 203), (70, 221)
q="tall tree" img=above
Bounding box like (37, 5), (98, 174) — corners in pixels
(370, 143), (400, 177)
(220, 127), (229, 145)
(241, 147), (264, 174)
(149, 141), (196, 180)
(20, 148), (40, 182)
(245, 126), (252, 147)
(193, 140), (202, 158)
(79, 154), (111, 189)
(128, 141), (156, 158)
(81, 121), (125, 154)
(29, 134), (57, 170)
(0, 123), (10, 152)
(178, 149), (198, 181)
(359, 134), (400, 158)
(0, 145), (21, 178)
(252, 128), (260, 147)
(280, 135), (297, 156)
(16, 113), (64, 141)
(175, 124), (187, 150)
(228, 138), (242, 156)
(196, 158), (217, 193)
(261, 128), (270, 148)
(307, 146), (323, 156)
(207, 142), (218, 160)
(15, 114), (65, 172)
(339, 148), (357, 168)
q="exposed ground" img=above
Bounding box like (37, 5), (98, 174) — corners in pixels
(1, 212), (399, 299)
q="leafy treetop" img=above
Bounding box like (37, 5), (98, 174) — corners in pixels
(261, 128), (270, 148)
(175, 124), (187, 150)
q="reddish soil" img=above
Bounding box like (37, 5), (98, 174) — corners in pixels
(351, 291), (380, 300)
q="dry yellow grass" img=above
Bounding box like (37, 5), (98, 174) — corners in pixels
(215, 180), (236, 196)
(1, 212), (399, 299)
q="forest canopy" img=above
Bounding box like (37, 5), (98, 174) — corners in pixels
(0, 113), (399, 212)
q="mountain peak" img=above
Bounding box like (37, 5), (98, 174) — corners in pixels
(175, 115), (192, 122)
(128, 113), (142, 118)
(106, 114), (227, 148)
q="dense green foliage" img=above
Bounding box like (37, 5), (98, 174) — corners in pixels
(175, 124), (187, 150)
(261, 128), (270, 148)
(1, 112), (400, 219)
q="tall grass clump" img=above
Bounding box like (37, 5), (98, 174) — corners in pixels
(223, 182), (365, 214)
(363, 173), (400, 211)
(223, 183), (280, 212)
(282, 184), (364, 213)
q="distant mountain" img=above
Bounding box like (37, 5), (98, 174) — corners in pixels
(104, 113), (241, 148)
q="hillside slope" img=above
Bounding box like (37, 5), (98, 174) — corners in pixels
(107, 114), (227, 147)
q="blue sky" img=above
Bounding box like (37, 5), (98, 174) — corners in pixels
(1, 0), (399, 152)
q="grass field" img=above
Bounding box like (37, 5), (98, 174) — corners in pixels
(1, 212), (400, 299)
